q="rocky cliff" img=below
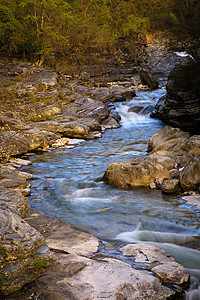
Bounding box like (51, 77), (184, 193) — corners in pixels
(151, 60), (200, 134)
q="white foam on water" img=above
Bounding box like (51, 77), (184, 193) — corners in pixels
(115, 230), (198, 244)
(72, 197), (109, 202)
(117, 104), (151, 128)
(174, 51), (194, 60)
(151, 243), (200, 270)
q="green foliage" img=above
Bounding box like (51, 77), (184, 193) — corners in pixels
(0, 246), (7, 255)
(0, 0), (199, 59)
(0, 3), (22, 54)
(0, 272), (8, 281)
(34, 258), (48, 268)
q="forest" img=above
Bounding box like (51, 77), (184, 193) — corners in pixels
(0, 0), (200, 61)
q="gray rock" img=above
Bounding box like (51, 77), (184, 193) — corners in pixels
(31, 253), (176, 300)
(25, 209), (99, 257)
(181, 195), (200, 210)
(120, 243), (189, 286)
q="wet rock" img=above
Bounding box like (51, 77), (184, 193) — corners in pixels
(179, 156), (200, 191)
(161, 179), (180, 194)
(31, 253), (176, 300)
(128, 105), (154, 115)
(0, 209), (52, 295)
(120, 243), (189, 286)
(181, 195), (200, 210)
(0, 186), (28, 218)
(25, 209), (99, 257)
(128, 105), (144, 113)
(140, 69), (158, 89)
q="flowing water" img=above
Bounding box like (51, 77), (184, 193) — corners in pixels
(23, 87), (200, 299)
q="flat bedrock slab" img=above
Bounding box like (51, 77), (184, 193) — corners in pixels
(120, 243), (189, 285)
(30, 253), (178, 300)
(25, 209), (99, 257)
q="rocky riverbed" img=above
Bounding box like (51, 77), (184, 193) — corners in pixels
(0, 39), (199, 299)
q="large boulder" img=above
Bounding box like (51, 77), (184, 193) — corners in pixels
(147, 126), (190, 156)
(179, 156), (200, 191)
(151, 61), (200, 134)
(0, 209), (52, 295)
(103, 156), (171, 189)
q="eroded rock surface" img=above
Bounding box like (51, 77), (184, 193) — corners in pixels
(104, 125), (200, 193)
(28, 253), (178, 300)
(0, 186), (28, 218)
(26, 209), (99, 257)
(0, 61), (125, 161)
(0, 209), (52, 295)
(120, 243), (189, 286)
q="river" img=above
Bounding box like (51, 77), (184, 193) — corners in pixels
(23, 86), (200, 299)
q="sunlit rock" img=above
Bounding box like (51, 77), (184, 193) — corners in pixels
(179, 156), (200, 191)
